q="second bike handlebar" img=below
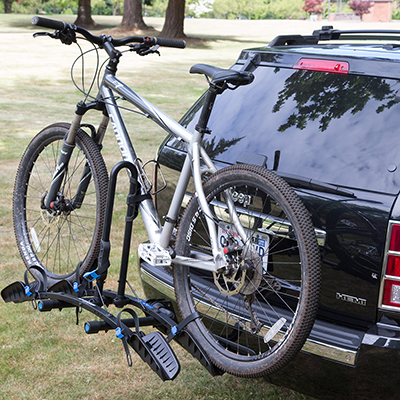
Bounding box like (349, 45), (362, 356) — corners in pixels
(31, 16), (186, 49)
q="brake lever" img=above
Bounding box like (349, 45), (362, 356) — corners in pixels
(130, 43), (160, 57)
(33, 31), (56, 39)
(140, 45), (160, 57)
(33, 29), (76, 45)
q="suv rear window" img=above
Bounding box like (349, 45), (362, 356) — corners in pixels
(172, 66), (400, 194)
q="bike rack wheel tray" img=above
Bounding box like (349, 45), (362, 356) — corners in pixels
(1, 272), (223, 381)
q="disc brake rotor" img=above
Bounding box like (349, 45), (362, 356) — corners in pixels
(213, 245), (263, 296)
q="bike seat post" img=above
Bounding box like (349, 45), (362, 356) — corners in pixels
(195, 86), (221, 135)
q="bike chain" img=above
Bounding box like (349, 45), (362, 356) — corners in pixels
(244, 294), (263, 334)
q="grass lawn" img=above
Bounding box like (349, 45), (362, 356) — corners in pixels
(3, 13), (395, 400)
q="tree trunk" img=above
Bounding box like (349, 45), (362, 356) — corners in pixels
(74, 0), (97, 29)
(4, 0), (12, 13)
(159, 0), (186, 39)
(120, 0), (148, 30)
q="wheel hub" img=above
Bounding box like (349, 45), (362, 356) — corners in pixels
(40, 190), (73, 220)
(214, 245), (263, 296)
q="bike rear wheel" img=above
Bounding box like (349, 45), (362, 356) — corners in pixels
(13, 123), (108, 286)
(174, 164), (321, 377)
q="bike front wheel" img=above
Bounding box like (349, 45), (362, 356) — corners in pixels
(174, 164), (321, 377)
(13, 123), (109, 286)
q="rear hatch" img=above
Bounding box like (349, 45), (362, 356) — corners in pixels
(153, 44), (400, 363)
(160, 46), (400, 319)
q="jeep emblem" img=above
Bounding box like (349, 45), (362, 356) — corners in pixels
(231, 191), (252, 207)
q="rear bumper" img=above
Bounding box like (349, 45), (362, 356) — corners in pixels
(139, 261), (363, 365)
(139, 261), (400, 398)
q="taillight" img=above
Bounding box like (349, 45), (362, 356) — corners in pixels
(380, 222), (400, 310)
(383, 280), (400, 307)
(386, 255), (400, 276)
(389, 224), (400, 251)
(294, 58), (349, 75)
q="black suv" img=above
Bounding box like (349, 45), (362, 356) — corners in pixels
(140, 27), (400, 399)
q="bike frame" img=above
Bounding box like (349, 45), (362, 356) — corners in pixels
(54, 58), (247, 273)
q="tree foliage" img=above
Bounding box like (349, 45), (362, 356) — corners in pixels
(264, 0), (306, 19)
(187, 0), (213, 17)
(6, 0), (310, 20)
(92, 0), (123, 16)
(213, 0), (307, 20)
(272, 71), (397, 133)
(145, 0), (168, 16)
(348, 0), (372, 20)
(221, 0), (262, 19)
(212, 0), (230, 18)
(9, 0), (79, 14)
(302, 0), (323, 15)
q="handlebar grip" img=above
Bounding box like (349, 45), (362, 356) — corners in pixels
(155, 37), (186, 49)
(32, 16), (68, 31)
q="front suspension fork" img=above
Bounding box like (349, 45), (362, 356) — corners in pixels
(44, 100), (109, 212)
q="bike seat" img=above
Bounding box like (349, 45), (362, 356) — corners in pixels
(190, 64), (254, 87)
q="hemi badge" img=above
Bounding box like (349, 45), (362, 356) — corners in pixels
(336, 292), (367, 306)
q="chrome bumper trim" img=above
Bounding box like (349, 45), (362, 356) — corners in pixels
(140, 267), (358, 366)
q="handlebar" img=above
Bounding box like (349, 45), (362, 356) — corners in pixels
(31, 16), (186, 49)
(32, 16), (68, 31)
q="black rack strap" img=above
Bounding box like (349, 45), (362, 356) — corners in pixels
(116, 308), (140, 367)
(167, 311), (200, 342)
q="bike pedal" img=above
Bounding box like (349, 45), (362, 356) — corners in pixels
(138, 243), (172, 267)
(130, 331), (180, 381)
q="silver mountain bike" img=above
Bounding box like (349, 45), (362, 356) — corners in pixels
(12, 16), (321, 378)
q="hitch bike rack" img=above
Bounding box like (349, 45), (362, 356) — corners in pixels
(2, 160), (223, 381)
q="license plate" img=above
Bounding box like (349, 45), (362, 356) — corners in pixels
(218, 223), (269, 273)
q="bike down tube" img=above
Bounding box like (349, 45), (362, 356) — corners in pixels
(158, 154), (192, 249)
